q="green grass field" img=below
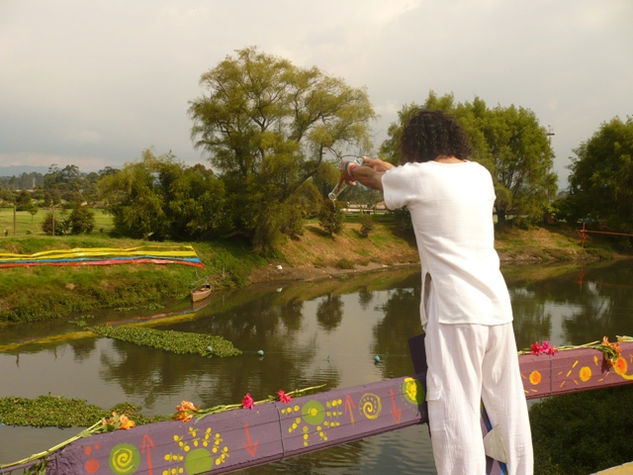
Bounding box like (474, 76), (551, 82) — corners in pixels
(0, 207), (114, 237)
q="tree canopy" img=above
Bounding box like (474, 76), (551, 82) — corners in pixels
(565, 116), (633, 232)
(188, 47), (375, 251)
(380, 93), (557, 225)
(98, 150), (225, 240)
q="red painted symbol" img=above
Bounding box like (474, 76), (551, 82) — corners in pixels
(344, 394), (357, 425)
(243, 424), (259, 457)
(83, 442), (101, 474)
(389, 389), (402, 424)
(142, 434), (155, 475)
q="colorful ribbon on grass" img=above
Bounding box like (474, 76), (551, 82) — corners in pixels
(0, 245), (204, 269)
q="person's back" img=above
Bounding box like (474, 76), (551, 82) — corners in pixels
(337, 109), (533, 474)
(383, 159), (512, 327)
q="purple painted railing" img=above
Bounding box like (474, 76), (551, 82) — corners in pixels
(37, 340), (633, 475)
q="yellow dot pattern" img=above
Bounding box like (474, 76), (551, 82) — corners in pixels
(284, 398), (344, 447)
(165, 425), (229, 472)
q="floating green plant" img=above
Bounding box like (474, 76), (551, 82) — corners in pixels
(90, 325), (241, 357)
(0, 395), (163, 428)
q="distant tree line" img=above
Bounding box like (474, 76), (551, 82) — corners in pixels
(0, 172), (44, 191)
(2, 47), (631, 245)
(0, 164), (117, 235)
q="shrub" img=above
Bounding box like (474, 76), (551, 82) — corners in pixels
(318, 201), (343, 236)
(335, 258), (354, 269)
(67, 206), (95, 234)
(41, 210), (69, 235)
(359, 214), (374, 237)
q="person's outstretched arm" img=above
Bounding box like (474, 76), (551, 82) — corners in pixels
(339, 157), (395, 192)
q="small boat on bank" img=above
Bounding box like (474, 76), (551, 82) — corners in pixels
(191, 283), (212, 302)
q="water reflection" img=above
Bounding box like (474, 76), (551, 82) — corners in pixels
(316, 294), (344, 331)
(1, 260), (633, 471)
(504, 259), (633, 348)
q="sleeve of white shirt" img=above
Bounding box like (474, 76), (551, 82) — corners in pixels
(381, 164), (416, 210)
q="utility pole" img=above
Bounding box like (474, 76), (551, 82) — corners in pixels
(546, 125), (555, 145)
(50, 201), (55, 236)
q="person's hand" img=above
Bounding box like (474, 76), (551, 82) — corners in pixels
(362, 157), (395, 172)
(340, 160), (359, 186)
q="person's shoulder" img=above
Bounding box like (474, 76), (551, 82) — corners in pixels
(465, 160), (492, 175)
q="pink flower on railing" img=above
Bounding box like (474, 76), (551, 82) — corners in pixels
(277, 390), (292, 403)
(241, 393), (254, 409)
(530, 340), (558, 356)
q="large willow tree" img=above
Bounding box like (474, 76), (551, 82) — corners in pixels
(189, 47), (375, 252)
(380, 93), (557, 225)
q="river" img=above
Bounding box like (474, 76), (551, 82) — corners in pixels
(1, 259), (632, 473)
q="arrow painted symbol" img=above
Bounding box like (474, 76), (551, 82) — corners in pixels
(344, 394), (356, 425)
(141, 433), (155, 475)
(389, 389), (402, 424)
(243, 424), (259, 457)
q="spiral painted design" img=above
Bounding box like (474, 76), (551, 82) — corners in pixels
(359, 393), (382, 420)
(109, 443), (140, 474)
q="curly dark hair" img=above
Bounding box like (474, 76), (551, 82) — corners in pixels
(400, 109), (472, 163)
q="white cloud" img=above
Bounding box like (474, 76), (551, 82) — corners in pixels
(0, 0), (631, 188)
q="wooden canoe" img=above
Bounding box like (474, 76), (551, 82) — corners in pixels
(191, 283), (212, 302)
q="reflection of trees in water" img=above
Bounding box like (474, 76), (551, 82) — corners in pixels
(95, 261), (633, 419)
(316, 294), (343, 331)
(507, 260), (633, 346)
(371, 287), (422, 379)
(180, 292), (342, 404)
(99, 339), (188, 407)
(357, 286), (373, 310)
(563, 262), (633, 343)
(241, 440), (364, 474)
(68, 338), (97, 362)
(510, 287), (552, 349)
(98, 292), (340, 410)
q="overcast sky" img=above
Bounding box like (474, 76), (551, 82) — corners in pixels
(1, 0), (632, 188)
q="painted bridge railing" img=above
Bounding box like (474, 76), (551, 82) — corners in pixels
(37, 339), (633, 475)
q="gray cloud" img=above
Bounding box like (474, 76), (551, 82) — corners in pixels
(1, 0), (631, 188)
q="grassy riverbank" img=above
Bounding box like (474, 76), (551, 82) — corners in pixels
(0, 213), (628, 326)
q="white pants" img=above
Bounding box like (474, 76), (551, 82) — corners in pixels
(425, 319), (533, 475)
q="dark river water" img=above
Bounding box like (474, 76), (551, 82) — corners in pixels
(1, 259), (633, 473)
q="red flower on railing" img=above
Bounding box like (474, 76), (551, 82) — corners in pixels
(277, 390), (292, 403)
(530, 340), (558, 356)
(242, 393), (254, 409)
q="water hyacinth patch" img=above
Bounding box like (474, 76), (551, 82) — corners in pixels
(0, 396), (162, 428)
(90, 325), (241, 357)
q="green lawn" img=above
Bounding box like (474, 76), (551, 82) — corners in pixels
(0, 207), (114, 237)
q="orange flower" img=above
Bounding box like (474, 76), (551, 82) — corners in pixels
(600, 336), (622, 366)
(100, 412), (136, 431)
(175, 400), (198, 422)
(175, 411), (193, 422)
(118, 413), (136, 430)
(602, 336), (622, 355)
(176, 400), (198, 413)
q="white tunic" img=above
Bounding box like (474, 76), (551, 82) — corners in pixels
(382, 160), (512, 327)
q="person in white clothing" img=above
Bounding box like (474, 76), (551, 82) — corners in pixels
(337, 109), (533, 474)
